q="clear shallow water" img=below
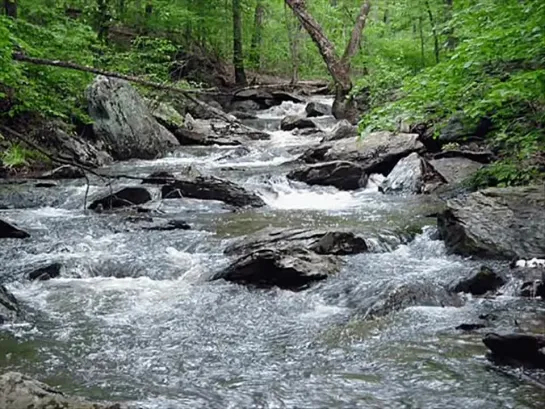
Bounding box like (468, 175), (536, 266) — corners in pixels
(1, 99), (544, 408)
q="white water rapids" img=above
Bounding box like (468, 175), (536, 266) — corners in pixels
(1, 97), (544, 408)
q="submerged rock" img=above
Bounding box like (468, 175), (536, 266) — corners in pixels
(38, 165), (84, 180)
(305, 101), (331, 117)
(161, 176), (265, 207)
(225, 228), (369, 256)
(89, 187), (152, 211)
(483, 333), (545, 369)
(380, 153), (445, 194)
(437, 186), (545, 259)
(302, 132), (424, 175)
(0, 285), (19, 324)
(143, 219), (191, 231)
(86, 76), (179, 160)
(27, 263), (62, 281)
(288, 161), (368, 191)
(456, 323), (486, 331)
(449, 266), (506, 295)
(0, 372), (125, 409)
(322, 120), (358, 142)
(213, 248), (340, 291)
(280, 115), (317, 131)
(0, 219), (30, 239)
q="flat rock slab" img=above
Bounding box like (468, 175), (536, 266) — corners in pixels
(224, 228), (369, 256)
(429, 157), (483, 185)
(302, 132), (424, 175)
(213, 248), (340, 291)
(0, 219), (30, 239)
(0, 372), (126, 409)
(438, 185), (545, 259)
(288, 161), (368, 191)
(89, 187), (152, 211)
(162, 176), (265, 207)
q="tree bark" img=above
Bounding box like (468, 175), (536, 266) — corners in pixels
(4, 0), (17, 18)
(284, 0), (371, 123)
(250, 0), (265, 69)
(232, 0), (247, 85)
(285, 3), (302, 85)
(425, 0), (440, 63)
(96, 0), (110, 43)
(444, 0), (456, 50)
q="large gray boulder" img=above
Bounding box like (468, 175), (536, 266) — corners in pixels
(438, 186), (545, 259)
(288, 161), (368, 191)
(0, 372), (125, 409)
(86, 76), (179, 160)
(0, 285), (19, 324)
(225, 228), (369, 256)
(161, 176), (265, 207)
(322, 120), (358, 142)
(0, 219), (30, 239)
(429, 157), (484, 185)
(213, 248), (340, 291)
(175, 114), (269, 146)
(302, 132), (424, 175)
(381, 153), (445, 194)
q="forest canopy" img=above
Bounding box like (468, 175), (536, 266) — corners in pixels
(0, 0), (544, 186)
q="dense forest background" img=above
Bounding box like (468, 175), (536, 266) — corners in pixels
(0, 0), (544, 187)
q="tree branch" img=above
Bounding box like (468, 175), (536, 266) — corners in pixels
(342, 1), (372, 65)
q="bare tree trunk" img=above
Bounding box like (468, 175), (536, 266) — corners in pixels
(444, 0), (456, 50)
(4, 0), (17, 18)
(418, 16), (425, 67)
(285, 4), (301, 84)
(232, 0), (247, 85)
(96, 0), (110, 43)
(425, 0), (440, 63)
(250, 0), (265, 69)
(284, 0), (371, 123)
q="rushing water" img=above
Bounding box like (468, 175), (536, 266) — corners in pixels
(1, 98), (544, 408)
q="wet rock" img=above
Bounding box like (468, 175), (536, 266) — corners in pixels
(175, 114), (268, 146)
(142, 171), (176, 185)
(437, 186), (545, 259)
(450, 266), (506, 295)
(456, 323), (486, 331)
(322, 120), (358, 142)
(483, 333), (545, 369)
(34, 182), (58, 188)
(162, 176), (265, 207)
(364, 282), (463, 318)
(280, 115), (317, 131)
(231, 110), (258, 120)
(213, 248), (340, 291)
(429, 157), (483, 185)
(217, 146), (251, 161)
(303, 132), (424, 175)
(144, 219), (191, 231)
(0, 219), (30, 239)
(288, 161), (368, 191)
(305, 101), (331, 117)
(89, 187), (152, 211)
(225, 228), (369, 256)
(0, 372), (126, 409)
(519, 280), (545, 299)
(0, 285), (19, 324)
(38, 165), (84, 180)
(380, 153), (445, 194)
(86, 76), (179, 160)
(27, 263), (62, 281)
(230, 100), (262, 112)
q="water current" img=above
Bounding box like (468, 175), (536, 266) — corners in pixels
(1, 97), (544, 408)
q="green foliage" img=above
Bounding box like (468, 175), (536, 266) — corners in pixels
(1, 142), (48, 168)
(360, 0), (545, 186)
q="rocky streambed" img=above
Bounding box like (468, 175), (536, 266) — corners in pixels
(0, 79), (544, 409)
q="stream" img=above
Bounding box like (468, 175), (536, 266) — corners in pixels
(1, 98), (544, 408)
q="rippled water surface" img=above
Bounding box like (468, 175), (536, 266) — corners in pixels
(1, 98), (544, 408)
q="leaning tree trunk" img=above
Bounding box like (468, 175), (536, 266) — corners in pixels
(232, 0), (247, 86)
(4, 0), (17, 18)
(284, 0), (371, 124)
(250, 0), (265, 69)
